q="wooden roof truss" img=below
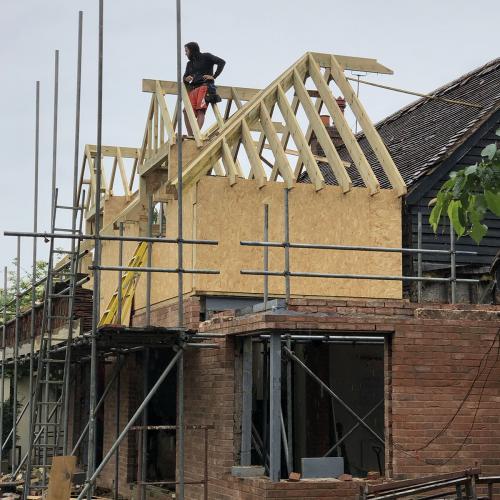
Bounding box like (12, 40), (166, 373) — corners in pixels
(78, 52), (407, 222)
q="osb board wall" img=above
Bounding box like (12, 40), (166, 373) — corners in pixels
(112, 176), (402, 312)
(94, 178), (402, 313)
(93, 195), (149, 316)
(195, 176), (401, 298)
(95, 191), (197, 314)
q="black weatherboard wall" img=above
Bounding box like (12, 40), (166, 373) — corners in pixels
(406, 114), (500, 270)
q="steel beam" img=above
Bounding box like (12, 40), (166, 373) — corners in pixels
(241, 337), (252, 466)
(269, 333), (281, 481)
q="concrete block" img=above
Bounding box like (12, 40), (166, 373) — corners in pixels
(231, 465), (266, 478)
(301, 457), (344, 478)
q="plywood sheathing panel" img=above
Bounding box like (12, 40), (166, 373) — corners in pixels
(114, 177), (402, 314)
(102, 195), (131, 227)
(193, 177), (401, 299)
(96, 188), (196, 317)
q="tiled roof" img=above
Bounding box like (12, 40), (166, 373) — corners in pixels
(299, 58), (500, 189)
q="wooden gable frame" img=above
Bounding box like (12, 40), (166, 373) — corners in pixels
(78, 51), (407, 226)
(161, 52), (407, 196)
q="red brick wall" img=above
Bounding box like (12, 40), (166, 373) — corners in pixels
(96, 297), (500, 499)
(194, 298), (500, 496)
(389, 311), (500, 479)
(183, 336), (238, 499)
(223, 476), (361, 499)
(132, 296), (201, 330)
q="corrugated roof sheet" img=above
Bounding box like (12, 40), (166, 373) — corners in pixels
(299, 57), (500, 189)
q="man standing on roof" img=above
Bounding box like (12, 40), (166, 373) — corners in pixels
(183, 42), (225, 134)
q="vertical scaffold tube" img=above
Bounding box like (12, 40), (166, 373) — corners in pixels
(87, 1), (104, 496)
(175, 0), (185, 498)
(12, 237), (21, 472)
(0, 268), (7, 468)
(23, 79), (40, 498)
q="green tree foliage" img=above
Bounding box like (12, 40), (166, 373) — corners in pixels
(0, 260), (48, 324)
(429, 129), (500, 244)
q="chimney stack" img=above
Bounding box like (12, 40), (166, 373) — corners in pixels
(310, 97), (346, 156)
(320, 115), (331, 127)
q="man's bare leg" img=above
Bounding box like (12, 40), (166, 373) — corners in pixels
(183, 109), (193, 136)
(197, 110), (206, 129)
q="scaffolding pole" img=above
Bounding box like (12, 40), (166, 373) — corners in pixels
(146, 194), (153, 326)
(0, 268), (6, 468)
(23, 79), (40, 498)
(12, 237), (20, 472)
(176, 0), (185, 497)
(283, 346), (385, 446)
(40, 49), (60, 481)
(283, 189), (290, 303)
(323, 399), (384, 458)
(242, 269), (478, 284)
(263, 204), (269, 309)
(117, 223), (124, 325)
(62, 10), (84, 456)
(140, 348), (149, 500)
(286, 336), (293, 471)
(51, 49), (59, 230)
(4, 232), (217, 246)
(87, 1), (104, 495)
(450, 221), (457, 304)
(417, 211), (422, 302)
(262, 340), (269, 474)
(114, 355), (121, 500)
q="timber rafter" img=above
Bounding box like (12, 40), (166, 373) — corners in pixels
(78, 52), (407, 223)
(156, 52), (406, 195)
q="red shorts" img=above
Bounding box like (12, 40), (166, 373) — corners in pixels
(188, 85), (208, 112)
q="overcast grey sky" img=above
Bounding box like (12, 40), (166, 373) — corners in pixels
(1, 0), (499, 276)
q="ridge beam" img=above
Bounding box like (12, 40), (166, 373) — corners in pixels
(310, 53), (393, 75)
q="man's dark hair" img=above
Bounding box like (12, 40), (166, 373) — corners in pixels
(185, 42), (201, 61)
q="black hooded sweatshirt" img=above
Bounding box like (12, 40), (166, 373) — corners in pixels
(183, 52), (226, 88)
